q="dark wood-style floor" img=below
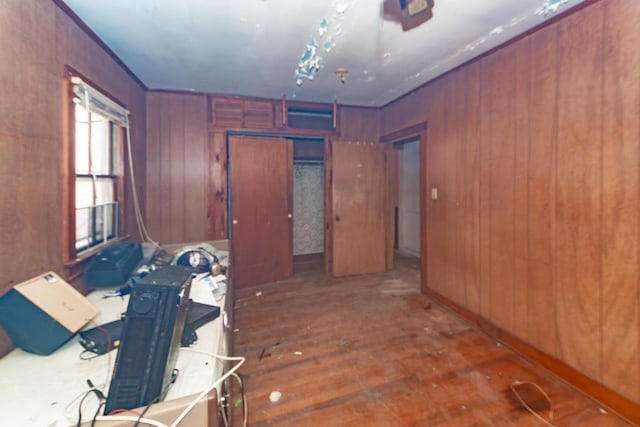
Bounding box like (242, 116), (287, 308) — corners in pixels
(231, 254), (632, 426)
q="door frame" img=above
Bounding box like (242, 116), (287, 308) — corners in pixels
(223, 130), (330, 276)
(380, 122), (428, 292)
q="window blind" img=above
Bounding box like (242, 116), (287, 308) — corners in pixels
(71, 76), (129, 127)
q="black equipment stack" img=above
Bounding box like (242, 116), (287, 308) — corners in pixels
(104, 265), (192, 414)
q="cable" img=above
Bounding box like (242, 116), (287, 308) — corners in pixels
(90, 401), (106, 427)
(77, 389), (94, 427)
(169, 350), (245, 427)
(124, 116), (158, 246)
(230, 372), (248, 427)
(510, 380), (555, 427)
(85, 319), (113, 394)
(133, 369), (180, 427)
(65, 385), (169, 427)
(68, 351), (243, 426)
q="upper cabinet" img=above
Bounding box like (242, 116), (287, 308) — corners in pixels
(208, 95), (338, 134)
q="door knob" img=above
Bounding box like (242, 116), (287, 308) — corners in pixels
(233, 219), (238, 225)
(335, 215), (340, 222)
(288, 213), (292, 218)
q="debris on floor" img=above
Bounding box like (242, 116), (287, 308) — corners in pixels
(269, 391), (282, 403)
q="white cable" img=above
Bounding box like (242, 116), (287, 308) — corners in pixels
(65, 352), (243, 426)
(169, 350), (246, 427)
(124, 116), (158, 246)
(92, 415), (169, 427)
(64, 385), (169, 427)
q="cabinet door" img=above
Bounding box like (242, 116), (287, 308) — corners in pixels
(228, 135), (293, 288)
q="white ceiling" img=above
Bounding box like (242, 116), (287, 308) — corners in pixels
(63, 0), (586, 107)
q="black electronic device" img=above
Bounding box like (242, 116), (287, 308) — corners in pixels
(104, 266), (192, 414)
(79, 301), (220, 355)
(85, 241), (143, 288)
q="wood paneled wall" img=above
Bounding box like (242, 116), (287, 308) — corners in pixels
(0, 0), (146, 356)
(146, 92), (210, 244)
(146, 93), (380, 246)
(381, 0), (640, 405)
(339, 106), (381, 141)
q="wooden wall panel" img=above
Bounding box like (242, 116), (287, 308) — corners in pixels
(243, 100), (274, 129)
(462, 62), (481, 314)
(339, 107), (381, 142)
(425, 81), (448, 299)
(512, 39), (531, 340)
(527, 24), (558, 358)
(170, 98), (186, 242)
(447, 70), (465, 307)
(601, 0), (640, 400)
(145, 92), (208, 244)
(208, 131), (228, 240)
(487, 46), (517, 334)
(382, 0), (640, 408)
(0, 0), (146, 356)
(477, 55), (493, 321)
(555, 3), (604, 380)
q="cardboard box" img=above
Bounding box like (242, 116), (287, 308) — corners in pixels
(80, 390), (219, 427)
(0, 271), (99, 355)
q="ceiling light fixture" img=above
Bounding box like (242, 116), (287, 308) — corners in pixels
(334, 68), (349, 84)
(383, 0), (435, 32)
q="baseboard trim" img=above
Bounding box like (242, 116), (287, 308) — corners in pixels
(423, 287), (640, 426)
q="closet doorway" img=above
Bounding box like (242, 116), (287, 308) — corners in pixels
(292, 138), (325, 274)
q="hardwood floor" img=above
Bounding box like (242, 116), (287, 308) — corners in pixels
(231, 255), (633, 426)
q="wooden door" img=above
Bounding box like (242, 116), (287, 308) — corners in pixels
(327, 140), (389, 276)
(228, 135), (293, 288)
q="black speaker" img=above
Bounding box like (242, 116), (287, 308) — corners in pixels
(85, 241), (143, 288)
(104, 266), (192, 414)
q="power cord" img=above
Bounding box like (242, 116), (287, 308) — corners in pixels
(230, 372), (248, 427)
(67, 352), (244, 426)
(76, 380), (106, 427)
(132, 369), (180, 427)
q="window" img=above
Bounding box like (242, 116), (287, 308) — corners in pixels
(65, 73), (128, 261)
(74, 104), (118, 252)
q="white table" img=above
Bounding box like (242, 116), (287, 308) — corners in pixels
(0, 244), (231, 427)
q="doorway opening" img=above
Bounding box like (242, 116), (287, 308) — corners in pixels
(292, 138), (325, 274)
(393, 137), (421, 269)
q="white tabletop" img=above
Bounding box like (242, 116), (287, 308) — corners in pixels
(0, 280), (228, 427)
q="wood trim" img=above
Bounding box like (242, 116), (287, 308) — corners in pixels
(380, 122), (427, 144)
(381, 0), (602, 109)
(419, 128), (428, 293)
(285, 138), (294, 278)
(423, 287), (640, 426)
(52, 0), (147, 90)
(385, 144), (394, 271)
(223, 127), (339, 137)
(62, 77), (75, 263)
(324, 138), (334, 274)
(332, 100), (337, 129)
(282, 96), (287, 127)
